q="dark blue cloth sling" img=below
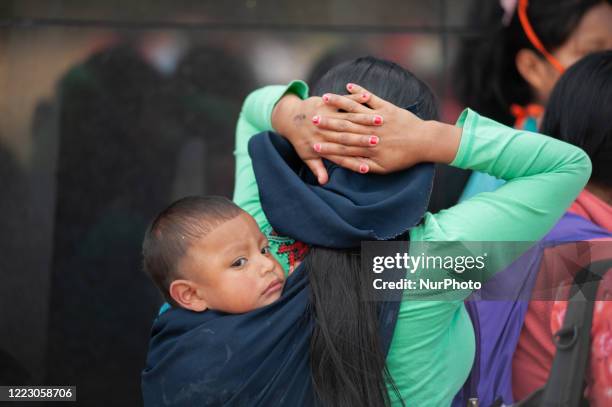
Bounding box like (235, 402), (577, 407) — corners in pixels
(142, 263), (314, 407)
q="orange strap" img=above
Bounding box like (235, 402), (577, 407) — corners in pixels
(518, 0), (566, 74)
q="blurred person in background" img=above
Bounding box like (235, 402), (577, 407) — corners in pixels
(47, 43), (183, 406)
(454, 0), (612, 201)
(512, 50), (612, 407)
(0, 146), (31, 386)
(172, 46), (254, 198)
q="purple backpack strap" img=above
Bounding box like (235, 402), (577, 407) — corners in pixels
(545, 212), (611, 242)
(452, 245), (544, 407)
(452, 213), (611, 407)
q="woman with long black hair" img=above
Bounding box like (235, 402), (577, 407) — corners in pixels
(142, 56), (591, 406)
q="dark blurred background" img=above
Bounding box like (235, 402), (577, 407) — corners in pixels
(0, 1), (476, 405)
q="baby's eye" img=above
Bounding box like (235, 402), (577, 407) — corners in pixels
(261, 246), (271, 255)
(231, 258), (247, 268)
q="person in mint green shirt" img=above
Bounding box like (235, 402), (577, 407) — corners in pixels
(233, 57), (591, 406)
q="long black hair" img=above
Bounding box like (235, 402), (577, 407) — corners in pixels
(541, 50), (612, 187)
(306, 56), (438, 407)
(454, 0), (610, 125)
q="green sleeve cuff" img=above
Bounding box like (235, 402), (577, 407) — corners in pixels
(285, 79), (309, 101)
(268, 80), (309, 131)
(450, 108), (479, 169)
(241, 80), (309, 132)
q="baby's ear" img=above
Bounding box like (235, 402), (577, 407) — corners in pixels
(169, 280), (208, 312)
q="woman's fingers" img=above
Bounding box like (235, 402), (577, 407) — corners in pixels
(321, 155), (378, 174)
(319, 130), (379, 147)
(321, 92), (371, 114)
(313, 116), (375, 135)
(328, 112), (384, 126)
(313, 142), (375, 157)
(345, 83), (387, 109)
(316, 93), (383, 127)
(303, 158), (329, 185)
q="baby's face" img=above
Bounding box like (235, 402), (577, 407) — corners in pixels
(180, 212), (286, 313)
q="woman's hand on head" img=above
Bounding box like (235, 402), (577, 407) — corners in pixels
(314, 83), (462, 174)
(271, 91), (383, 184)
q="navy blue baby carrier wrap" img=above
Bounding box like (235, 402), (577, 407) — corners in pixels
(141, 125), (436, 406)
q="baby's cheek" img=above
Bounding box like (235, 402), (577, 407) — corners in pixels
(227, 279), (258, 310)
(262, 289), (283, 306)
(246, 282), (262, 300)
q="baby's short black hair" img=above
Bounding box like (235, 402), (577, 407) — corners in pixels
(142, 196), (243, 304)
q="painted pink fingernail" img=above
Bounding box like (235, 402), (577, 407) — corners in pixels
(373, 115), (383, 125)
(313, 143), (321, 152)
(359, 164), (369, 173)
(347, 83), (354, 91)
(361, 92), (369, 100)
(323, 94), (330, 103)
(312, 115), (320, 125)
(369, 136), (379, 145)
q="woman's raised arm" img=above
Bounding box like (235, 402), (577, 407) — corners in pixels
(417, 108), (591, 243)
(233, 81), (309, 228)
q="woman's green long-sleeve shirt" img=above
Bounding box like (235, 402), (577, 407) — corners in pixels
(232, 81), (591, 406)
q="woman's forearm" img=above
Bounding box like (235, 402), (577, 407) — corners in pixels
(271, 93), (303, 137)
(450, 108), (591, 193)
(417, 108), (592, 243)
(233, 81), (309, 228)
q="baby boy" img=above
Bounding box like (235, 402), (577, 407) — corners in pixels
(142, 196), (286, 313)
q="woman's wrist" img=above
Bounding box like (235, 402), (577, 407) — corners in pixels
(271, 93), (303, 138)
(419, 120), (462, 164)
